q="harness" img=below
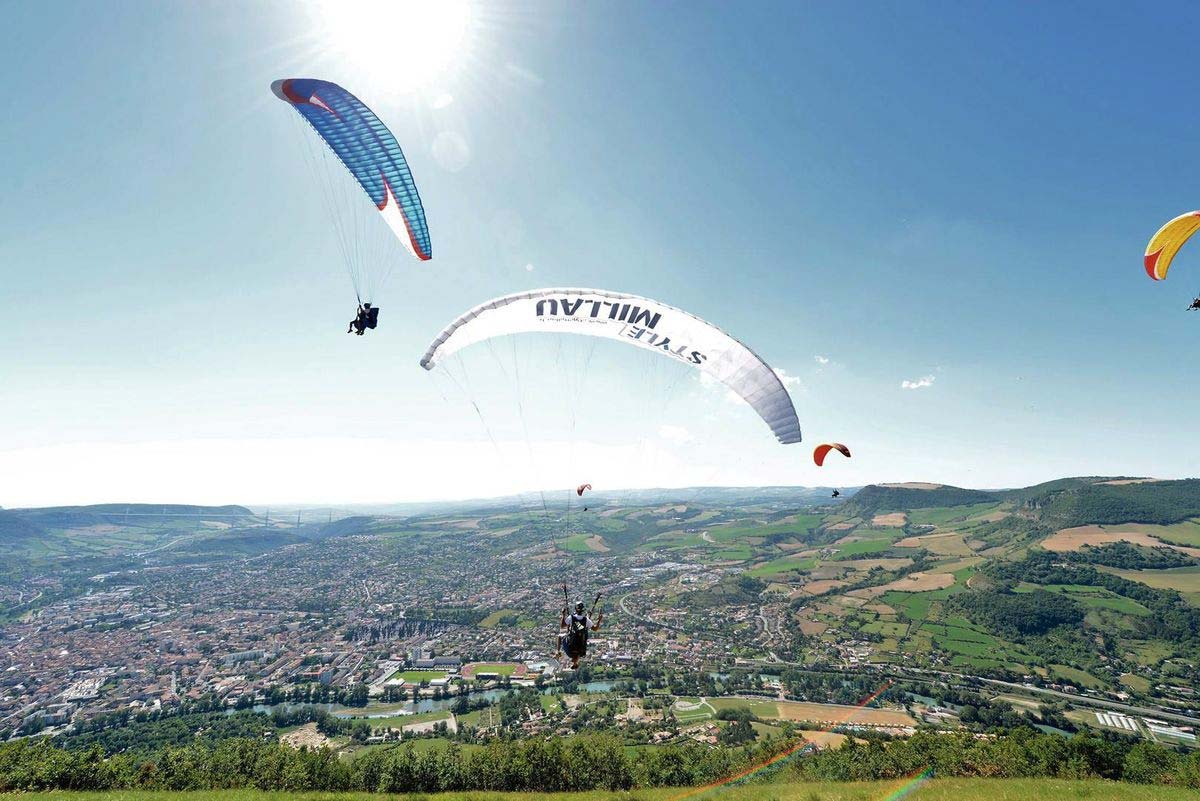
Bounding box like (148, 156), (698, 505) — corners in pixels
(565, 612), (589, 655)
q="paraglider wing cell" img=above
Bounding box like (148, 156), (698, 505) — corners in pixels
(813, 442), (851, 467)
(1144, 211), (1200, 281)
(271, 78), (431, 262)
(420, 289), (802, 444)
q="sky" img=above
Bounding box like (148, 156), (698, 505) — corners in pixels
(2, 0), (1199, 507)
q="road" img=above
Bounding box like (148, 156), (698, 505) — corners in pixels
(732, 658), (1200, 728)
(974, 675), (1200, 727)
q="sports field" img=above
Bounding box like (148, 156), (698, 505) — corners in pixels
(461, 662), (526, 679)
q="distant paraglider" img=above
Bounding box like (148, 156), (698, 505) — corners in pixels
(813, 442), (851, 467)
(576, 483), (591, 496)
(1144, 211), (1200, 310)
(271, 78), (431, 332)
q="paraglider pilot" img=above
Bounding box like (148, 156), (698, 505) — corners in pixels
(1189, 296), (1200, 311)
(558, 597), (603, 669)
(347, 302), (379, 335)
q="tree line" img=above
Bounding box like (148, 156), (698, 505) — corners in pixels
(5, 726), (1200, 792)
(792, 727), (1200, 787)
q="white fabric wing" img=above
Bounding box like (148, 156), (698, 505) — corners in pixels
(421, 288), (801, 444)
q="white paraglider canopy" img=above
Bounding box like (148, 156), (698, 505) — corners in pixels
(421, 288), (802, 444)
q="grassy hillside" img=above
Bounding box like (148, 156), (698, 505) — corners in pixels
(0, 509), (44, 542)
(11, 779), (1200, 801)
(1018, 479), (1200, 527)
(848, 484), (1000, 513)
(0, 504), (260, 557)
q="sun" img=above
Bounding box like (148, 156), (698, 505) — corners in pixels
(312, 0), (473, 94)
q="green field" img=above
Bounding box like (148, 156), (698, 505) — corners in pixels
(557, 534), (594, 553)
(907, 502), (1003, 527)
(829, 539), (893, 559)
(881, 591), (936, 621)
(467, 663), (518, 676)
(16, 778), (1200, 801)
(706, 697), (780, 718)
(1015, 583), (1150, 616)
(1120, 673), (1152, 693)
(1110, 566), (1200, 594)
(1050, 663), (1105, 689)
(710, 546), (754, 562)
(479, 609), (521, 627)
(746, 556), (817, 577)
(393, 670), (448, 684)
(706, 515), (824, 543)
(1113, 519), (1200, 547)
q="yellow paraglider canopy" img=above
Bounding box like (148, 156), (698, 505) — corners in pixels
(1144, 211), (1200, 281)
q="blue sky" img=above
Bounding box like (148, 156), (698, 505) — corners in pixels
(1, 1), (1197, 506)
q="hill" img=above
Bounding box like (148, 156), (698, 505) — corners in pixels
(847, 482), (1000, 513)
(1012, 478), (1200, 526)
(0, 504), (259, 557)
(0, 509), (45, 542)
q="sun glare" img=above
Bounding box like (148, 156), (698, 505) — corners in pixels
(313, 0), (472, 93)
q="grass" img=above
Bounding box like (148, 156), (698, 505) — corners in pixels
(1015, 583), (1151, 616)
(479, 609), (521, 627)
(1108, 566), (1200, 594)
(861, 621), (908, 637)
(394, 670), (448, 684)
(457, 706), (501, 729)
(557, 534), (594, 553)
(710, 546), (754, 561)
(747, 556), (817, 577)
(707, 515), (824, 543)
(16, 779), (1200, 801)
(907, 502), (1003, 527)
(1120, 672), (1153, 693)
(466, 663), (518, 677)
(1120, 639), (1176, 665)
(706, 697), (780, 718)
(1050, 663), (1105, 689)
(829, 540), (894, 559)
(881, 591), (935, 622)
(1111, 519), (1200, 547)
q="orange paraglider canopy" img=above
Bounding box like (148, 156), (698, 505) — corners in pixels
(813, 443), (851, 467)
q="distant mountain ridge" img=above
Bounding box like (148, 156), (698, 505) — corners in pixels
(847, 476), (1200, 528)
(848, 483), (1000, 512)
(0, 504), (256, 543)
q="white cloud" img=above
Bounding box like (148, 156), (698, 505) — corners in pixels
(814, 355), (830, 365)
(658, 424), (694, 444)
(901, 375), (936, 390)
(773, 368), (803, 390)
